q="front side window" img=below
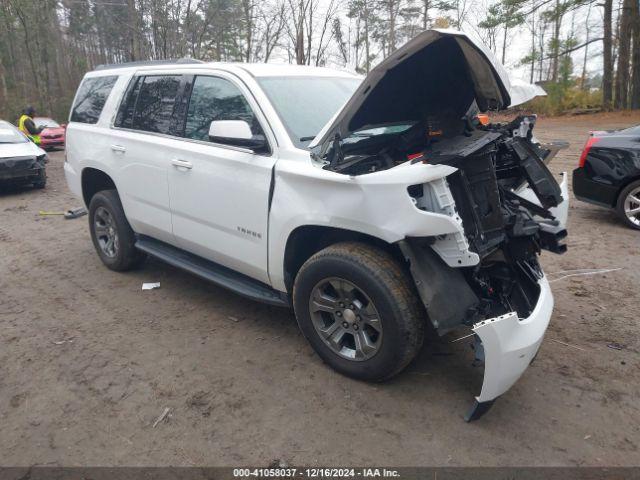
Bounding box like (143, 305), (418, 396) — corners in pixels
(131, 75), (181, 135)
(184, 76), (264, 143)
(70, 75), (118, 124)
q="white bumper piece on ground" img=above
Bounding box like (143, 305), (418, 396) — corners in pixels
(465, 174), (568, 421)
(465, 276), (553, 421)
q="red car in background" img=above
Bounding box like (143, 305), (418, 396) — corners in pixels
(34, 117), (66, 150)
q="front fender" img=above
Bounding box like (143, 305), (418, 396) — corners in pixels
(268, 160), (463, 291)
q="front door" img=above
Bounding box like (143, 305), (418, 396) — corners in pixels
(167, 74), (276, 284)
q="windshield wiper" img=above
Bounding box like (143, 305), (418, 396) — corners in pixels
(300, 135), (317, 142)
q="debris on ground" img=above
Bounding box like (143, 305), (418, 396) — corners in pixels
(52, 337), (74, 345)
(38, 210), (65, 216)
(64, 207), (87, 219)
(607, 343), (624, 351)
(142, 282), (161, 291)
(549, 338), (586, 351)
(152, 407), (171, 428)
(547, 267), (622, 283)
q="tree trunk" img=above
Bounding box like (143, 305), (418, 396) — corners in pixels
(388, 0), (397, 54)
(602, 0), (614, 110)
(550, 0), (562, 82)
(530, 9), (536, 84)
(580, 2), (592, 90)
(502, 25), (508, 65)
(364, 1), (371, 72)
(630, 0), (640, 109)
(614, 0), (633, 109)
(0, 55), (8, 105)
(422, 0), (430, 30)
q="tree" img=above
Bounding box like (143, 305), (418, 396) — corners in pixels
(631, 0), (640, 108)
(614, 0), (633, 108)
(478, 0), (526, 64)
(602, 0), (614, 109)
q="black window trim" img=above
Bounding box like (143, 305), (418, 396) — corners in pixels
(110, 70), (275, 156)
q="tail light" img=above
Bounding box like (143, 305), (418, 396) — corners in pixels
(578, 134), (600, 168)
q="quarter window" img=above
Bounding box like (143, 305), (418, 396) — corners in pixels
(70, 75), (118, 124)
(184, 76), (264, 143)
(131, 75), (181, 135)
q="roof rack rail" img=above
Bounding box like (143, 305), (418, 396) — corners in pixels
(95, 58), (204, 71)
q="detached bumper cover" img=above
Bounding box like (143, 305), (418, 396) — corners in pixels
(466, 275), (553, 421)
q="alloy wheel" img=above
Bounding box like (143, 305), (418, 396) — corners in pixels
(624, 186), (640, 227)
(308, 277), (383, 361)
(94, 206), (119, 258)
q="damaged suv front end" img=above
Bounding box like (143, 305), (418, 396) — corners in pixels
(305, 30), (569, 420)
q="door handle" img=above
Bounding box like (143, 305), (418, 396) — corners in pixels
(110, 144), (126, 153)
(171, 158), (193, 170)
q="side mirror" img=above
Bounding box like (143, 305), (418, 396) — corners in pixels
(208, 120), (268, 153)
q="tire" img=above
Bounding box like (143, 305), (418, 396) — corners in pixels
(32, 169), (46, 189)
(615, 179), (640, 230)
(293, 242), (425, 382)
(88, 189), (146, 271)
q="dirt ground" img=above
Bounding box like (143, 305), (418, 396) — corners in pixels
(1, 111), (639, 467)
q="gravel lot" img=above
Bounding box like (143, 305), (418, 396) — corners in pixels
(1, 112), (639, 467)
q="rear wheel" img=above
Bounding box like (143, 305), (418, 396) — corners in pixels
(88, 190), (145, 271)
(293, 242), (424, 382)
(616, 180), (640, 230)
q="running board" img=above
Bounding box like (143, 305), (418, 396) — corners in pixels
(135, 236), (289, 307)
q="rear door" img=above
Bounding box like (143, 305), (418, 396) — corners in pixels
(110, 73), (183, 244)
(166, 72), (276, 284)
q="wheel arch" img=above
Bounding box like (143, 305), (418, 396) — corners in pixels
(615, 173), (640, 205)
(81, 167), (117, 207)
(282, 225), (405, 294)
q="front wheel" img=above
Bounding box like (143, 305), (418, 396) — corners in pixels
(293, 242), (425, 382)
(616, 180), (640, 230)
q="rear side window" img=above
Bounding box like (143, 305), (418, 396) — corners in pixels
(70, 76), (117, 124)
(130, 75), (181, 135)
(114, 77), (143, 129)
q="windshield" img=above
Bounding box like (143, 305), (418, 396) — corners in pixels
(34, 117), (60, 128)
(0, 122), (28, 144)
(257, 76), (361, 149)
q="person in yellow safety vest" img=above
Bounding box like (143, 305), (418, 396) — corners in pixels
(18, 106), (44, 145)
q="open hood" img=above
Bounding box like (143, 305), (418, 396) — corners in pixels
(309, 29), (511, 152)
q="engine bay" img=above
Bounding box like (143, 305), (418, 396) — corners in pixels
(318, 112), (568, 325)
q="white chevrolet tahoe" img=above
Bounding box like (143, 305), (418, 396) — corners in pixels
(65, 29), (569, 420)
